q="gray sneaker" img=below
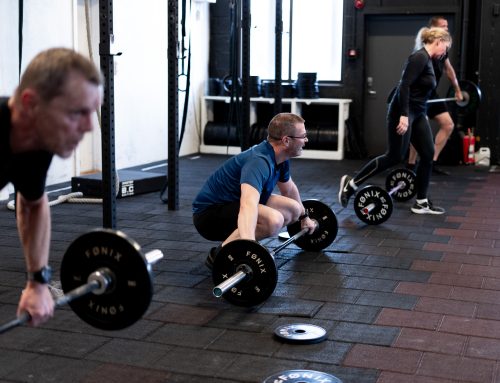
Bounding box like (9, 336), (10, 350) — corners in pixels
(411, 200), (445, 215)
(339, 175), (355, 208)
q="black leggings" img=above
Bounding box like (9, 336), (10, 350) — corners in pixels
(353, 104), (434, 200)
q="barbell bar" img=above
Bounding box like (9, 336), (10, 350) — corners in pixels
(211, 199), (338, 307)
(426, 90), (470, 107)
(0, 228), (163, 333)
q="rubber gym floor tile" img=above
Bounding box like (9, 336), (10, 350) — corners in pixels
(301, 285), (362, 303)
(375, 308), (443, 330)
(451, 285), (500, 305)
(85, 338), (172, 367)
(315, 303), (381, 323)
(355, 291), (418, 310)
(5, 354), (101, 383)
(340, 276), (398, 292)
(414, 296), (477, 317)
(146, 302), (219, 325)
(207, 330), (281, 356)
(343, 344), (422, 374)
(394, 327), (467, 354)
(375, 268), (430, 283)
(377, 371), (458, 383)
(83, 364), (170, 383)
(329, 321), (400, 346)
(417, 352), (495, 382)
(257, 296), (323, 317)
(395, 281), (453, 298)
(145, 323), (225, 348)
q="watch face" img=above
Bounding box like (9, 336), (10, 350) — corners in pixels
(41, 267), (52, 282)
(31, 266), (52, 284)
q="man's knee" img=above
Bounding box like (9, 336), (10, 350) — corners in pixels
(262, 211), (285, 237)
(436, 114), (454, 135)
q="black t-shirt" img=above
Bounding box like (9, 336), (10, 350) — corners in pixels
(0, 97), (53, 201)
(396, 48), (436, 117)
(432, 51), (448, 84)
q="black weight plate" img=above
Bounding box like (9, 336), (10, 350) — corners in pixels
(385, 168), (416, 202)
(60, 229), (154, 331)
(262, 370), (343, 383)
(353, 185), (393, 225)
(447, 80), (482, 115)
(287, 200), (338, 251)
(274, 323), (327, 344)
(212, 240), (278, 307)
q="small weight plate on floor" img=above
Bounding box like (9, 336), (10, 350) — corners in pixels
(60, 229), (154, 330)
(385, 168), (416, 202)
(287, 199), (338, 251)
(274, 323), (327, 344)
(212, 239), (278, 307)
(353, 185), (393, 225)
(262, 369), (343, 383)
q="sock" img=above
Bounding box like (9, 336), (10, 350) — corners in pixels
(349, 179), (358, 190)
(416, 198), (428, 204)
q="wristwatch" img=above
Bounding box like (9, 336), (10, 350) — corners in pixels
(27, 265), (52, 284)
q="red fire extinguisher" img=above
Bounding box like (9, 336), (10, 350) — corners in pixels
(463, 128), (475, 164)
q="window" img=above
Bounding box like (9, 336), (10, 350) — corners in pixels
(250, 0), (344, 81)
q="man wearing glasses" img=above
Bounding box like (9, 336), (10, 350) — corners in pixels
(192, 113), (316, 269)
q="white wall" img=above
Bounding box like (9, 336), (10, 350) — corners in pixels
(1, 0), (209, 190)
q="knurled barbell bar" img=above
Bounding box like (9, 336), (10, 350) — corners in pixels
(0, 228), (163, 334)
(211, 199), (338, 307)
(428, 79), (482, 116)
(427, 91), (470, 107)
(353, 168), (416, 225)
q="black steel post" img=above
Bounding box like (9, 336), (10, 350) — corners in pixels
(167, 0), (179, 210)
(274, 0), (283, 115)
(99, 0), (117, 228)
(241, 0), (251, 150)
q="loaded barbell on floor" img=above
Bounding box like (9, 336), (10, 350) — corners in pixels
(353, 168), (416, 225)
(212, 200), (338, 307)
(0, 229), (163, 334)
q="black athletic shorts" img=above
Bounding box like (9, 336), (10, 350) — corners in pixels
(427, 95), (448, 119)
(193, 201), (240, 241)
(387, 87), (448, 119)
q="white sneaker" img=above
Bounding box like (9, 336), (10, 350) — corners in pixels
(411, 200), (445, 215)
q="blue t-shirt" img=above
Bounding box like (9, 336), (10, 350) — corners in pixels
(192, 140), (290, 213)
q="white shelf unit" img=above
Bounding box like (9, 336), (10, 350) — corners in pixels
(199, 96), (352, 160)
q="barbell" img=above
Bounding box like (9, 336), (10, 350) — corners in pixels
(211, 200), (338, 307)
(353, 168), (416, 225)
(427, 80), (481, 116)
(0, 228), (163, 333)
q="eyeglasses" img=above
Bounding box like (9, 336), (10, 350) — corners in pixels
(287, 133), (308, 140)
